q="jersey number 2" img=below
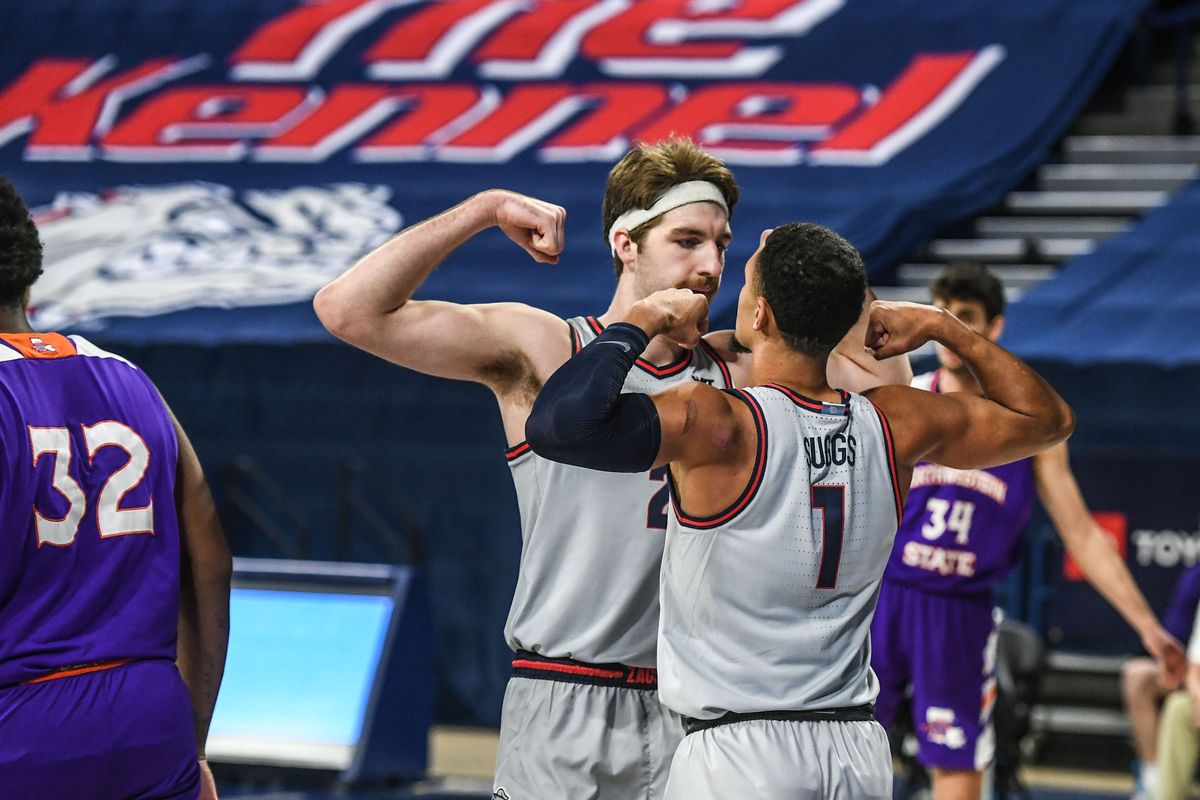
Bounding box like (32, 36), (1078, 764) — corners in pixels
(647, 466), (669, 530)
(812, 485), (845, 589)
(30, 422), (154, 547)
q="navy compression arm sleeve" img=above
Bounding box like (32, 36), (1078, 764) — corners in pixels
(526, 322), (662, 472)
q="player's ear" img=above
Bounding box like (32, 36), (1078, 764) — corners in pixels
(753, 296), (772, 333)
(612, 230), (638, 274)
(986, 314), (1005, 342)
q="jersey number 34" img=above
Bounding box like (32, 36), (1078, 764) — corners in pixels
(29, 422), (154, 547)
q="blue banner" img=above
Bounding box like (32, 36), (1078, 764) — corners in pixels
(1036, 454), (1200, 655)
(1, 0), (1147, 343)
(1006, 177), (1200, 369)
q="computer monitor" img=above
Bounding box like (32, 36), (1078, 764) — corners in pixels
(207, 558), (433, 783)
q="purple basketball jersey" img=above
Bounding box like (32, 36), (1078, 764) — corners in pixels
(1163, 563), (1200, 644)
(883, 371), (1037, 594)
(0, 333), (180, 687)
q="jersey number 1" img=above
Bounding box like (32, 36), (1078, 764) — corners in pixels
(30, 422), (154, 547)
(812, 485), (845, 589)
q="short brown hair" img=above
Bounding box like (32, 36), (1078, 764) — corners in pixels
(602, 137), (739, 277)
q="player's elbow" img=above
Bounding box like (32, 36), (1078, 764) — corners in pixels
(1048, 402), (1075, 446)
(525, 403), (581, 467)
(313, 285), (346, 337)
(313, 284), (373, 347)
(527, 393), (660, 473)
(1026, 403), (1074, 455)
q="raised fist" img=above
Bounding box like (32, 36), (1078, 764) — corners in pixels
(864, 300), (945, 360)
(489, 191), (566, 265)
(631, 288), (710, 349)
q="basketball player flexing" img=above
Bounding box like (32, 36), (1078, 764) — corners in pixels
(526, 223), (1074, 799)
(871, 265), (1184, 800)
(0, 176), (231, 799)
(314, 140), (908, 799)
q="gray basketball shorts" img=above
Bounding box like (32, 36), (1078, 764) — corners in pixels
(664, 716), (892, 800)
(492, 654), (683, 800)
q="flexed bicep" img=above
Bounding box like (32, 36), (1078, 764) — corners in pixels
(352, 300), (568, 391)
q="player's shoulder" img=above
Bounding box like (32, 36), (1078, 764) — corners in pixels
(67, 335), (142, 370)
(698, 329), (749, 379)
(860, 381), (944, 423)
(478, 301), (563, 326)
(478, 302), (572, 349)
(699, 329), (737, 358)
(662, 376), (741, 420)
(0, 332), (140, 370)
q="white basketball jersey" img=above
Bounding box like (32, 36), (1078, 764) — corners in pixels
(658, 384), (903, 718)
(503, 316), (734, 666)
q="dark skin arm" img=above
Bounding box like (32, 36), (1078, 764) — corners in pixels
(622, 296), (1074, 518)
(170, 409), (231, 797)
(862, 301), (1075, 481)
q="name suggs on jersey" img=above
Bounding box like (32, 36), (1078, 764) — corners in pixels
(804, 433), (856, 468)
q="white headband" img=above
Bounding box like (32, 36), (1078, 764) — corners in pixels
(607, 180), (729, 254)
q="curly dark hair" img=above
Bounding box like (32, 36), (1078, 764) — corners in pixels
(931, 263), (1005, 321)
(753, 222), (866, 358)
(0, 176), (43, 308)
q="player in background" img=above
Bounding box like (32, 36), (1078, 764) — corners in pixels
(1150, 603), (1200, 800)
(525, 222), (1074, 799)
(0, 176), (231, 800)
(871, 264), (1185, 800)
(1122, 563), (1200, 799)
(314, 139), (909, 799)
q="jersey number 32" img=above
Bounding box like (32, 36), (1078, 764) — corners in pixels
(29, 422), (154, 547)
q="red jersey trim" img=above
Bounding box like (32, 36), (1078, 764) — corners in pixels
(505, 441), (532, 461)
(21, 658), (133, 685)
(698, 339), (733, 388)
(763, 383), (850, 414)
(585, 316), (693, 378)
(511, 659), (625, 680)
(569, 321), (581, 355)
(672, 389), (768, 530)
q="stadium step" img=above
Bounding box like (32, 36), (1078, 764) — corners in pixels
(884, 29), (1198, 299)
(1031, 706), (1130, 738)
(1031, 652), (1129, 738)
(871, 286), (932, 304)
(1003, 190), (1168, 215)
(973, 216), (1132, 240)
(1074, 84), (1200, 135)
(898, 263), (1057, 289)
(1125, 83), (1200, 106)
(921, 238), (1093, 264)
(874, 284), (1026, 303)
(1060, 135), (1200, 164)
(1037, 162), (1198, 191)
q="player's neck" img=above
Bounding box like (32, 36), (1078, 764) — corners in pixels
(598, 283), (688, 367)
(749, 341), (837, 401)
(0, 307), (35, 335)
(937, 366), (983, 396)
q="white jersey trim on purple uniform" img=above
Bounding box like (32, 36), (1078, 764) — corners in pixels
(68, 335), (137, 368)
